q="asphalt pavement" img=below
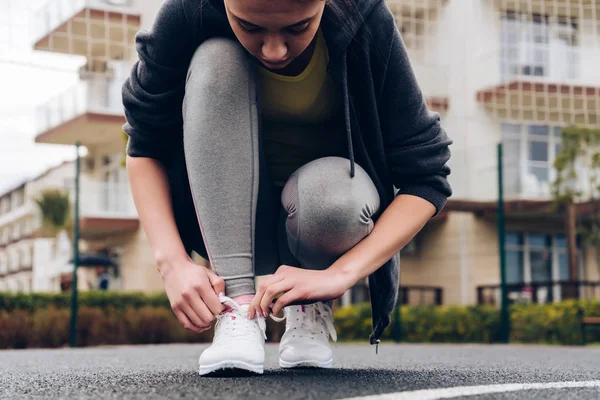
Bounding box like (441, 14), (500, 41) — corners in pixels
(1, 343), (599, 400)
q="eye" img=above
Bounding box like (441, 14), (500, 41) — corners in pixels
(288, 24), (310, 36)
(238, 21), (260, 33)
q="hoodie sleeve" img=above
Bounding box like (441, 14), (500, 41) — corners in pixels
(373, 4), (452, 215)
(122, 0), (198, 164)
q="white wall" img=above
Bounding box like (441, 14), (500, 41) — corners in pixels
(0, 162), (74, 292)
(578, 20), (600, 85)
(32, 238), (60, 292)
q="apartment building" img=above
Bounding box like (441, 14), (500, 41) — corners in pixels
(393, 0), (600, 306)
(31, 0), (167, 293)
(0, 162), (74, 293)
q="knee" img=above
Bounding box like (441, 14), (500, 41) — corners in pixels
(185, 37), (251, 92)
(282, 157), (381, 254)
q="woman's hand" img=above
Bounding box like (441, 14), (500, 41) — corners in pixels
(159, 255), (226, 333)
(248, 265), (352, 319)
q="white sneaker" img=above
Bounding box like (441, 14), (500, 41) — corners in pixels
(198, 296), (267, 376)
(277, 302), (337, 369)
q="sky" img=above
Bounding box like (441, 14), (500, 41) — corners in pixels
(0, 0), (86, 194)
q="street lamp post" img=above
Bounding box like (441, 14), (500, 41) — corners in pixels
(69, 141), (81, 348)
(497, 143), (510, 343)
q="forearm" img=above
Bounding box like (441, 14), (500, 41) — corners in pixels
(329, 194), (436, 287)
(126, 155), (189, 276)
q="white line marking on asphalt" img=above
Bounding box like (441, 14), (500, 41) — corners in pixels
(342, 380), (600, 400)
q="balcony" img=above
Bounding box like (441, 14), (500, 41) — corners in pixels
(35, 72), (126, 149)
(341, 283), (443, 306)
(70, 179), (139, 239)
(33, 0), (140, 66)
(492, 0), (600, 20)
(399, 285), (443, 305)
(477, 281), (600, 305)
(476, 7), (600, 126)
(475, 46), (600, 126)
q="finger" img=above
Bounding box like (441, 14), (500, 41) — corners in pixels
(272, 289), (300, 317)
(188, 294), (217, 326)
(180, 300), (211, 329)
(206, 269), (225, 297)
(202, 271), (226, 316)
(174, 308), (205, 333)
(250, 274), (283, 319)
(260, 280), (293, 318)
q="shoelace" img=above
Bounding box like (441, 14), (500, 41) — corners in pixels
(215, 295), (267, 340)
(271, 302), (337, 342)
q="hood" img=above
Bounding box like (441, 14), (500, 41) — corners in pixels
(205, 0), (383, 61)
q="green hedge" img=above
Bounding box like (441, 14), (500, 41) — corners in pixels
(1, 292), (599, 349)
(335, 300), (600, 345)
(0, 291), (170, 312)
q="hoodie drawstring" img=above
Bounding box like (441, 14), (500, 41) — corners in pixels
(341, 53), (356, 179)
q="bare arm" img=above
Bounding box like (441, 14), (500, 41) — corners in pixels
(126, 156), (225, 331)
(126, 156), (188, 275)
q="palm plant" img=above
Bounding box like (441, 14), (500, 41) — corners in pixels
(34, 189), (73, 238)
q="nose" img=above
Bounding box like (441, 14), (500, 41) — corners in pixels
(261, 35), (287, 62)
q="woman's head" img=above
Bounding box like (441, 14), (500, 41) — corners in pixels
(223, 0), (326, 71)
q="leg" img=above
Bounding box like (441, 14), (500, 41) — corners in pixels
(184, 38), (279, 376)
(281, 156), (381, 271)
(277, 156), (380, 369)
(183, 37), (280, 298)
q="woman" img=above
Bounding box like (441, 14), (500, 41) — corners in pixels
(122, 0), (452, 375)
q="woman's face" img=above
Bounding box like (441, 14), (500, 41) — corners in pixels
(224, 0), (326, 71)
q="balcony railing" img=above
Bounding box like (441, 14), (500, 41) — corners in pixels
(72, 179), (137, 219)
(33, 0), (136, 43)
(477, 281), (600, 305)
(348, 283), (443, 306)
(474, 46), (591, 91)
(36, 74), (124, 134)
(399, 285), (443, 306)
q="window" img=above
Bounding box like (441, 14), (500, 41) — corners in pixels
(0, 253), (7, 274)
(528, 234), (552, 283)
(506, 233), (524, 284)
(502, 123), (563, 197)
(500, 12), (579, 81)
(0, 197), (9, 214)
(556, 234), (569, 281)
(9, 251), (18, 271)
(505, 232), (580, 285)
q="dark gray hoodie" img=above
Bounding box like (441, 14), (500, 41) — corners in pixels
(122, 0), (453, 345)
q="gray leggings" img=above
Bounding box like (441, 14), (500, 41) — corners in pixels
(181, 38), (380, 297)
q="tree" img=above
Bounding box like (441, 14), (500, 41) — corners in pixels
(34, 189), (73, 239)
(552, 125), (600, 284)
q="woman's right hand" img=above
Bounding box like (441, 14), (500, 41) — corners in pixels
(159, 256), (225, 333)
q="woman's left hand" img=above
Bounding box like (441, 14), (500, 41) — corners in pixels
(248, 265), (351, 319)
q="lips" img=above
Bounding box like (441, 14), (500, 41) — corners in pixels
(260, 58), (291, 68)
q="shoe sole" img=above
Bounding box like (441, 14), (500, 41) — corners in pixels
(279, 358), (333, 369)
(199, 360), (264, 376)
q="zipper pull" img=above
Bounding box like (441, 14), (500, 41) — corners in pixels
(372, 339), (380, 355)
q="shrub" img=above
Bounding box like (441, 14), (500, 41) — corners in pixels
(333, 301), (600, 345)
(0, 291), (170, 312)
(1, 292), (599, 348)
